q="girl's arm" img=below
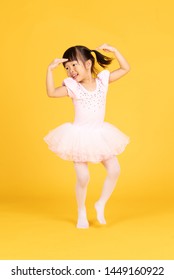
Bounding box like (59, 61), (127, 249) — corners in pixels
(46, 58), (68, 98)
(97, 44), (130, 83)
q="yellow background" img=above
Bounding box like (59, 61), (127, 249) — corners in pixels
(0, 0), (174, 259)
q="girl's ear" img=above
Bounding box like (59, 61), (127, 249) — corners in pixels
(85, 59), (92, 69)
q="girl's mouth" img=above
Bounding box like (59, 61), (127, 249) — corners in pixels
(72, 74), (78, 79)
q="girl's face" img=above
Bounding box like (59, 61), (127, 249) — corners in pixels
(64, 59), (91, 82)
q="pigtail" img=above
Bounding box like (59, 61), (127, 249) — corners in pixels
(90, 50), (113, 68)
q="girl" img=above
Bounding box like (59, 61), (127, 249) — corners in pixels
(44, 43), (130, 229)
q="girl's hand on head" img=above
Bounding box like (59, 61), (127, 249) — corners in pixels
(48, 58), (68, 71)
(96, 43), (116, 53)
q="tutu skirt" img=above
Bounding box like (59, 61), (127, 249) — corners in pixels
(44, 122), (130, 163)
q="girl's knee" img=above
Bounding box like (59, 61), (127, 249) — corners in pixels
(104, 157), (121, 179)
(109, 164), (120, 179)
(79, 171), (90, 187)
(74, 162), (90, 187)
(114, 162), (121, 177)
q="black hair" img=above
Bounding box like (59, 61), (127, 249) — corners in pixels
(62, 45), (113, 75)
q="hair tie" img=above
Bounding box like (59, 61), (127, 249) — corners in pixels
(90, 50), (96, 58)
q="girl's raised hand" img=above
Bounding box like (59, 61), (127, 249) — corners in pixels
(48, 58), (68, 71)
(96, 43), (116, 53)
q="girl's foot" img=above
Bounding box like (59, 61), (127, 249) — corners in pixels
(76, 209), (89, 229)
(95, 201), (106, 224)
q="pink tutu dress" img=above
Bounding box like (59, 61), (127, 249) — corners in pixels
(44, 70), (130, 163)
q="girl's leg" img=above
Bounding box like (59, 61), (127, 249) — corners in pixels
(74, 162), (90, 229)
(95, 156), (120, 224)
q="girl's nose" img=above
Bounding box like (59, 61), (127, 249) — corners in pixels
(70, 68), (75, 73)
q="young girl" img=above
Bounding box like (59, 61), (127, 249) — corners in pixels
(44, 43), (130, 229)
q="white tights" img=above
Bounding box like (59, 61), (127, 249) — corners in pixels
(74, 156), (121, 228)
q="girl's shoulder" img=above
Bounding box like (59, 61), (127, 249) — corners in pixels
(62, 77), (79, 91)
(63, 76), (77, 86)
(97, 69), (110, 86)
(62, 77), (79, 98)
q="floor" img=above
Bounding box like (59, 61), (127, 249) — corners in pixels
(0, 192), (174, 260)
